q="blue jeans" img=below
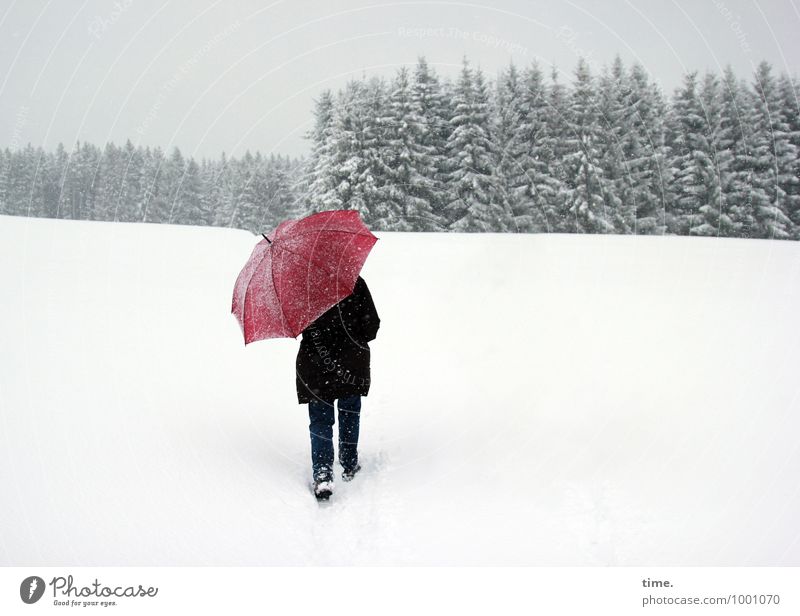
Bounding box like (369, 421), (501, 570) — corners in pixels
(308, 395), (361, 481)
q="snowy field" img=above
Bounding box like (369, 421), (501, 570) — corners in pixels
(1, 213), (799, 566)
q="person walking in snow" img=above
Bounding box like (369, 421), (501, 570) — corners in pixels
(295, 276), (380, 500)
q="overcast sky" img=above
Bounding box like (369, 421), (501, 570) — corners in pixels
(1, 0), (798, 160)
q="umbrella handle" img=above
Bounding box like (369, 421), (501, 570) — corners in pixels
(261, 233), (272, 244)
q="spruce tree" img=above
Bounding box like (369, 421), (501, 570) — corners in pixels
(210, 152), (236, 227)
(177, 157), (210, 226)
(25, 145), (48, 218)
(665, 71), (718, 235)
(260, 154), (297, 228)
(530, 65), (569, 232)
(511, 62), (553, 232)
(322, 80), (373, 219)
(94, 143), (118, 222)
(493, 62), (536, 232)
(304, 90), (337, 212)
(411, 56), (450, 230)
(230, 151), (260, 231)
(141, 146), (167, 223)
(564, 58), (611, 233)
(116, 139), (144, 222)
(163, 146), (187, 224)
(380, 66), (439, 231)
(694, 65), (745, 237)
(689, 72), (728, 236)
(624, 63), (668, 234)
(777, 73), (800, 239)
(0, 149), (8, 215)
(596, 55), (632, 234)
(445, 58), (505, 231)
(355, 75), (392, 228)
(57, 142), (82, 220)
(745, 61), (794, 239)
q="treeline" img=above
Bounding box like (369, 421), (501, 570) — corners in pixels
(1, 55), (799, 240)
(0, 140), (303, 231)
(301, 56), (800, 239)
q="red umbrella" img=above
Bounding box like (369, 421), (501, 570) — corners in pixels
(231, 209), (378, 344)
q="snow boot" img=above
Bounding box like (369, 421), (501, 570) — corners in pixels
(313, 478), (334, 500)
(341, 463), (361, 482)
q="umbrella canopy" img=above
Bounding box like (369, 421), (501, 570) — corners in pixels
(231, 209), (378, 344)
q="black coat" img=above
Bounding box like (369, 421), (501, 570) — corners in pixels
(295, 276), (380, 404)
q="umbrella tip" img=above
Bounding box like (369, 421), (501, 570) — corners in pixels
(261, 233), (272, 244)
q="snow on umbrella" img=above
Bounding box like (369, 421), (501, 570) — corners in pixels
(231, 209), (378, 344)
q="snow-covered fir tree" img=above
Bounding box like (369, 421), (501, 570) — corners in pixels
(354, 75), (394, 229)
(57, 142), (82, 220)
(626, 63), (670, 235)
(209, 152), (235, 227)
(665, 72), (719, 235)
(777, 73), (800, 239)
(115, 139), (145, 222)
(159, 146), (185, 224)
(91, 143), (117, 222)
(56, 142), (100, 221)
(175, 157), (211, 226)
(320, 79), (377, 221)
(0, 149), (8, 215)
(689, 66), (742, 237)
(304, 90), (338, 211)
(411, 56), (451, 231)
(229, 151), (261, 231)
(140, 146), (166, 223)
(539, 65), (573, 232)
(378, 66), (441, 231)
(256, 154), (297, 230)
(445, 57), (506, 231)
(28, 145), (46, 217)
(511, 62), (557, 233)
(688, 71), (728, 237)
(563, 58), (613, 233)
(745, 60), (795, 239)
(493, 62), (537, 232)
(596, 55), (632, 234)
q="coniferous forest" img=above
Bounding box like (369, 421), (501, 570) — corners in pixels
(2, 55), (799, 240)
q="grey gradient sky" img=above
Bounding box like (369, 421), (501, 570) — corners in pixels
(1, 0), (798, 160)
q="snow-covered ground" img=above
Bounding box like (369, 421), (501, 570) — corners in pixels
(1, 213), (799, 566)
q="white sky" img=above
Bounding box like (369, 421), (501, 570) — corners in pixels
(1, 0), (798, 160)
